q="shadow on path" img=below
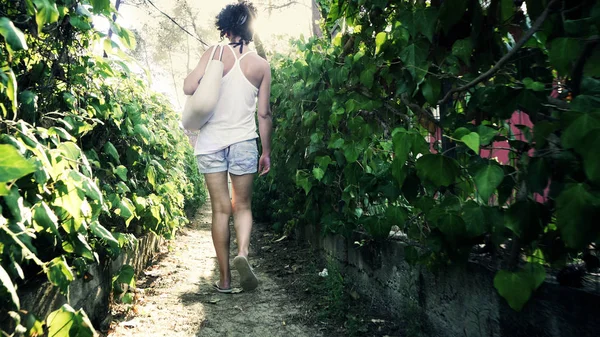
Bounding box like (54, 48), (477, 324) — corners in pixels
(107, 202), (324, 337)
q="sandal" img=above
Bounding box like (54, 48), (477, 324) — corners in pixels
(233, 256), (258, 291)
(213, 281), (232, 293)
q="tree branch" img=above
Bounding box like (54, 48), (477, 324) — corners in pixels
(145, 0), (208, 47)
(437, 0), (560, 106)
(400, 94), (440, 133)
(570, 35), (599, 96)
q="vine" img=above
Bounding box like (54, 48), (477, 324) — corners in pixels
(255, 0), (600, 311)
(0, 0), (205, 335)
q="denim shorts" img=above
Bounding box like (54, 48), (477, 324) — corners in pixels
(196, 139), (258, 175)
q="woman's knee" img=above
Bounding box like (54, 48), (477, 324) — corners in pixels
(232, 199), (251, 214)
(212, 200), (233, 216)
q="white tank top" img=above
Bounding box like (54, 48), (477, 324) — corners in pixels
(194, 45), (259, 155)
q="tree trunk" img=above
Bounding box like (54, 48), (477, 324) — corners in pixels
(237, 0), (268, 60)
(311, 0), (323, 37)
(107, 0), (122, 40)
(167, 50), (182, 107)
(186, 34), (191, 74)
(104, 0), (121, 58)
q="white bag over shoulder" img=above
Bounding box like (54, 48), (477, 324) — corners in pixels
(182, 45), (224, 131)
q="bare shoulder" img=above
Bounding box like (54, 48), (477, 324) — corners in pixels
(250, 53), (270, 71)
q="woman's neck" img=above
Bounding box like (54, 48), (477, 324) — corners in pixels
(228, 36), (244, 44)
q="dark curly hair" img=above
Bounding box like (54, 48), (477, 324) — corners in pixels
(215, 1), (257, 45)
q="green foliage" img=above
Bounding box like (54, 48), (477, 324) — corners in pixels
(256, 0), (600, 316)
(0, 0), (206, 334)
(494, 264), (546, 311)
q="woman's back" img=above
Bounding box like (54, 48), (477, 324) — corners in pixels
(193, 44), (267, 155)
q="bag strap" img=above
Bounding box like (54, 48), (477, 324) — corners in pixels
(204, 45), (221, 72)
(218, 45), (225, 61)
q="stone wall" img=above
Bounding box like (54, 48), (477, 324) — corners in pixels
(18, 233), (163, 328)
(300, 225), (600, 337)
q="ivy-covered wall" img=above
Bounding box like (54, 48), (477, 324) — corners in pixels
(0, 1), (205, 335)
(255, 0), (600, 313)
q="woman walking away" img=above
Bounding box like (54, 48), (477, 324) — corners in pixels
(183, 1), (272, 292)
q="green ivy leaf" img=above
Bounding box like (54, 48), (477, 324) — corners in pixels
(115, 24), (136, 50)
(561, 113), (600, 150)
(363, 215), (391, 240)
(114, 165), (128, 181)
(295, 170), (312, 195)
(476, 125), (498, 146)
(522, 77), (545, 92)
(391, 157), (407, 187)
(103, 141), (120, 164)
(494, 264), (546, 311)
(392, 130), (412, 166)
(343, 142), (361, 163)
(46, 257), (74, 295)
(387, 205), (407, 227)
(556, 183), (600, 249)
(452, 38), (472, 65)
(460, 132), (480, 154)
(47, 305), (95, 337)
(462, 201), (487, 237)
(58, 142), (81, 161)
(81, 177), (103, 202)
(526, 157), (549, 194)
(53, 181), (84, 219)
(313, 167), (325, 181)
(134, 124), (151, 144)
(0, 144), (36, 182)
(0, 265), (19, 310)
(32, 202), (60, 236)
(359, 65), (376, 89)
(500, 0), (514, 22)
(112, 264), (135, 293)
(1, 67), (18, 114)
(422, 77), (441, 105)
(414, 7), (438, 42)
(549, 38), (582, 76)
(147, 166), (157, 188)
(90, 0), (111, 14)
(375, 31), (387, 54)
(473, 161), (504, 201)
(0, 17), (28, 52)
(32, 0), (60, 32)
(583, 49), (600, 76)
(415, 154), (461, 187)
(399, 41), (429, 82)
(504, 200), (545, 243)
(580, 132), (600, 184)
(90, 221), (119, 251)
(0, 183), (8, 196)
(117, 198), (135, 221)
(69, 15), (92, 31)
(315, 156), (332, 169)
(73, 233), (95, 261)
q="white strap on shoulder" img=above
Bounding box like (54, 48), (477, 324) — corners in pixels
(238, 50), (256, 62)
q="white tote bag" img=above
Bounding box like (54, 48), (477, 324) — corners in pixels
(182, 45), (224, 131)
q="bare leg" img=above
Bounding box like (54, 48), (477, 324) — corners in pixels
(204, 172), (232, 289)
(230, 173), (254, 257)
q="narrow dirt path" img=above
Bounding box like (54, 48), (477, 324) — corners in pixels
(107, 203), (325, 337)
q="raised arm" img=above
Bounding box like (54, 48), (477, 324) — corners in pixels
(257, 62), (272, 176)
(183, 46), (215, 95)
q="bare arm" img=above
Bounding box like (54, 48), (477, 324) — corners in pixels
(257, 62), (272, 175)
(183, 46), (215, 95)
